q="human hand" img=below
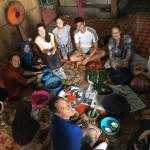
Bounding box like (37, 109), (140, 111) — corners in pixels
(36, 73), (43, 79)
(51, 47), (56, 55)
(67, 43), (71, 48)
(138, 130), (150, 141)
(82, 57), (89, 65)
(112, 63), (120, 69)
(123, 60), (129, 67)
(64, 46), (68, 52)
(37, 58), (43, 63)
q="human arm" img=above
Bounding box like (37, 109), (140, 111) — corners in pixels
(75, 43), (86, 56)
(123, 36), (133, 67)
(34, 35), (54, 55)
(66, 25), (72, 48)
(86, 41), (98, 59)
(138, 130), (150, 141)
(49, 33), (57, 55)
(23, 70), (42, 76)
(25, 73), (43, 84)
(108, 39), (120, 68)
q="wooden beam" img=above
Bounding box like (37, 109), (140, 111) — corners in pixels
(111, 0), (118, 18)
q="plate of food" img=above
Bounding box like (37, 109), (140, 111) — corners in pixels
(58, 85), (85, 107)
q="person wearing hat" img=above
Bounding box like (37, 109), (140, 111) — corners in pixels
(0, 54), (43, 101)
(19, 40), (45, 71)
(49, 97), (100, 150)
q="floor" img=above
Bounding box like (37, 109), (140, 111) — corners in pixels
(0, 12), (150, 150)
(60, 12), (150, 59)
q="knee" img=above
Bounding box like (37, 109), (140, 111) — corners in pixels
(101, 50), (106, 57)
(69, 55), (76, 62)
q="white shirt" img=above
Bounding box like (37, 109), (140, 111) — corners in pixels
(74, 27), (98, 53)
(35, 33), (54, 52)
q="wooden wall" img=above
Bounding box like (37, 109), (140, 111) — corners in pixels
(0, 0), (42, 59)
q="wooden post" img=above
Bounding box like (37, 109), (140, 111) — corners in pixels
(111, 0), (118, 18)
(76, 0), (83, 17)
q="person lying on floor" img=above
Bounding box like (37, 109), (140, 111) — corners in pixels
(70, 17), (106, 67)
(19, 40), (45, 71)
(0, 54), (43, 101)
(49, 97), (100, 150)
(105, 26), (147, 69)
(34, 23), (66, 79)
(52, 16), (74, 62)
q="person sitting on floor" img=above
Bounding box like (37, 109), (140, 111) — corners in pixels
(130, 49), (150, 93)
(49, 97), (100, 150)
(70, 17), (106, 67)
(34, 23), (66, 79)
(105, 26), (133, 68)
(52, 16), (74, 61)
(12, 100), (40, 145)
(105, 26), (147, 69)
(0, 54), (43, 101)
(19, 40), (45, 71)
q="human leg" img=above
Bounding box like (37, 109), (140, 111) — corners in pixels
(82, 49), (106, 65)
(60, 47), (68, 60)
(69, 50), (84, 62)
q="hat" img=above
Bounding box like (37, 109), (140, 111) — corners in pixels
(30, 90), (49, 109)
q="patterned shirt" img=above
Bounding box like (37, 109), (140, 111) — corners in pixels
(108, 35), (133, 65)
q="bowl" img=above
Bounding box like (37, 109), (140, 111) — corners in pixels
(45, 76), (63, 93)
(109, 67), (132, 85)
(100, 117), (120, 136)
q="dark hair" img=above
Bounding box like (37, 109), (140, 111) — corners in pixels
(54, 16), (62, 22)
(36, 23), (51, 42)
(9, 53), (20, 61)
(74, 17), (84, 24)
(112, 25), (124, 49)
(12, 100), (39, 145)
(36, 23), (45, 29)
(48, 96), (59, 113)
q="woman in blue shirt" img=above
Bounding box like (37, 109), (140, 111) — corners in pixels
(52, 17), (74, 61)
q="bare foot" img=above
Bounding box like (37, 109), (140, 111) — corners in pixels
(76, 61), (83, 67)
(82, 59), (88, 65)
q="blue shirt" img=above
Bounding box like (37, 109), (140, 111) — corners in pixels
(52, 25), (70, 45)
(51, 115), (83, 150)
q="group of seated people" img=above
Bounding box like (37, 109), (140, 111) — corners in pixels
(0, 16), (150, 150)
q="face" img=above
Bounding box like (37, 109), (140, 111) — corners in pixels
(11, 55), (21, 68)
(24, 44), (30, 53)
(38, 26), (46, 38)
(55, 99), (76, 119)
(112, 27), (121, 41)
(76, 22), (86, 33)
(56, 18), (64, 29)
